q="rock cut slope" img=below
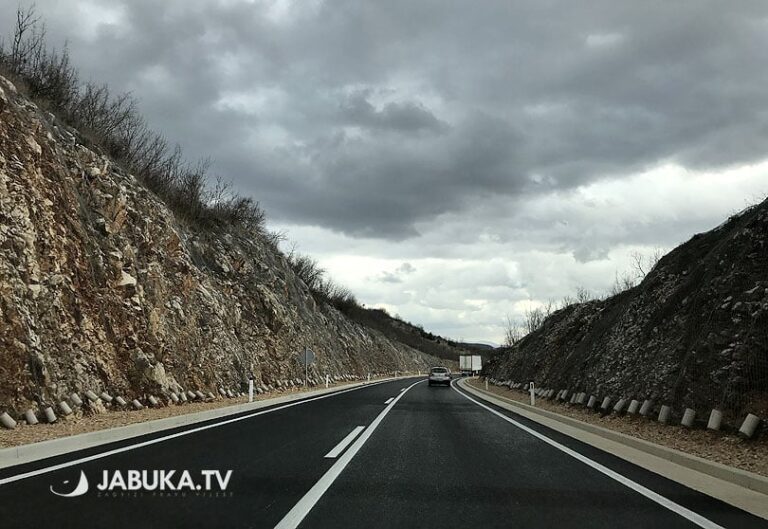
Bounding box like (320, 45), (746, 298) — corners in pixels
(487, 198), (768, 424)
(0, 75), (437, 412)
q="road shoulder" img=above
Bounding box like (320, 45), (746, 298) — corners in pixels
(457, 378), (768, 521)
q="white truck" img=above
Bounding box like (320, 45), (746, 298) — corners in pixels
(459, 354), (482, 376)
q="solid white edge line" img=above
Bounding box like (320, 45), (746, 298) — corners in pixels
(0, 378), (401, 486)
(451, 381), (725, 529)
(384, 397), (394, 404)
(274, 379), (424, 529)
(324, 426), (365, 459)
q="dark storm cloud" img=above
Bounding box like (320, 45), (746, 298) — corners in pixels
(3, 0), (768, 239)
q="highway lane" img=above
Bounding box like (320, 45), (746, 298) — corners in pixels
(299, 380), (768, 529)
(0, 378), (420, 529)
(0, 376), (766, 529)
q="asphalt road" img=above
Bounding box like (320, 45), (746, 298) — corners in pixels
(0, 377), (766, 529)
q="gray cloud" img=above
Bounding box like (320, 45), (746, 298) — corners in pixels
(3, 0), (768, 341)
(4, 0), (767, 240)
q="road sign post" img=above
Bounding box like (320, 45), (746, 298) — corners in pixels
(297, 348), (315, 388)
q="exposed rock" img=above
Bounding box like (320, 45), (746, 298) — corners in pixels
(0, 74), (438, 414)
(488, 200), (768, 424)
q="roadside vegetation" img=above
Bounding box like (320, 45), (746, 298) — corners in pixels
(0, 6), (266, 233)
(503, 248), (665, 347)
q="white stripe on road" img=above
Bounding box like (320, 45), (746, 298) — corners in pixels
(0, 378), (399, 486)
(451, 382), (725, 529)
(274, 379), (423, 529)
(324, 426), (365, 459)
(384, 397), (394, 404)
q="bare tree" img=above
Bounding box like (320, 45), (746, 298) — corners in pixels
(503, 314), (523, 347)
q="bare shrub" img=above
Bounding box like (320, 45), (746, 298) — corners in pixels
(0, 6), (265, 234)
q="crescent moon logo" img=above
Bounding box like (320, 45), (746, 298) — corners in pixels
(50, 471), (89, 497)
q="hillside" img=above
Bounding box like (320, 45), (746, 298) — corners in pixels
(486, 200), (768, 425)
(0, 74), (441, 412)
(340, 306), (466, 365)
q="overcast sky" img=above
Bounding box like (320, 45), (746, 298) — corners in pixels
(4, 0), (767, 343)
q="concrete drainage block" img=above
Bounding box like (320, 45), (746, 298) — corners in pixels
(58, 401), (73, 416)
(148, 395), (159, 407)
(84, 390), (99, 403)
(639, 400), (654, 417)
(739, 414), (761, 439)
(100, 392), (113, 403)
(115, 396), (127, 407)
(681, 408), (696, 428)
(707, 409), (723, 431)
(170, 392), (180, 403)
(44, 407), (57, 423)
(194, 390), (205, 400)
(131, 399), (144, 410)
(586, 395), (598, 409)
(627, 399), (640, 415)
(658, 405), (672, 424)
(613, 398), (627, 414)
(70, 393), (84, 407)
(24, 409), (39, 425)
(206, 392), (216, 400)
(0, 411), (17, 429)
(179, 391), (188, 403)
(600, 397), (612, 413)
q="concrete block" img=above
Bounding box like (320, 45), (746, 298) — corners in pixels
(70, 393), (83, 407)
(569, 393), (577, 404)
(58, 401), (73, 416)
(639, 400), (654, 417)
(627, 399), (640, 415)
(707, 409), (722, 431)
(560, 390), (569, 402)
(170, 393), (180, 403)
(24, 409), (38, 425)
(207, 392), (216, 400)
(194, 390), (205, 400)
(739, 414), (761, 439)
(148, 395), (159, 407)
(115, 396), (127, 406)
(84, 390), (99, 403)
(681, 408), (696, 428)
(600, 397), (612, 411)
(586, 395), (597, 409)
(99, 392), (113, 403)
(226, 389), (234, 398)
(179, 391), (188, 402)
(131, 399), (144, 410)
(218, 388), (227, 397)
(576, 393), (586, 405)
(658, 405), (671, 424)
(613, 398), (627, 414)
(187, 391), (197, 400)
(0, 412), (17, 429)
(44, 407), (57, 423)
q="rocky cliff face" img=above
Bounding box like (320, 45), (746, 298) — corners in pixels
(487, 198), (768, 423)
(0, 75), (437, 412)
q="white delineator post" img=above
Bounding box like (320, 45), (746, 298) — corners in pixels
(529, 382), (536, 406)
(248, 378), (254, 403)
(485, 379), (488, 391)
(325, 374), (330, 388)
(367, 373), (371, 384)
